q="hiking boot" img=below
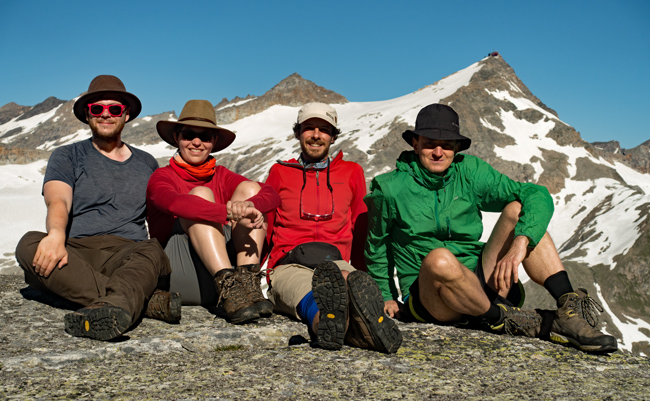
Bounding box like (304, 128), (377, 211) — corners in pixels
(144, 289), (181, 323)
(214, 268), (260, 324)
(344, 271), (402, 354)
(64, 302), (131, 341)
(311, 261), (347, 350)
(490, 304), (542, 337)
(237, 264), (274, 318)
(550, 289), (618, 353)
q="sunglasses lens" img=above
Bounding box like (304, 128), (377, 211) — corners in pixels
(198, 133), (213, 142)
(182, 131), (213, 142)
(89, 105), (104, 115)
(108, 105), (124, 116)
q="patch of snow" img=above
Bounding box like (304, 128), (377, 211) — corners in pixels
(0, 104), (63, 142)
(217, 97), (256, 110)
(142, 116), (152, 122)
(594, 282), (650, 355)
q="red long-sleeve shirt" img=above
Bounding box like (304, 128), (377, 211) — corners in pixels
(146, 160), (280, 247)
(264, 151), (368, 270)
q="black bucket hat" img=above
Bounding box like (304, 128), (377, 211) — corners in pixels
(402, 104), (471, 151)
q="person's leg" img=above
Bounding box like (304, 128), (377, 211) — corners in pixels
(481, 201), (566, 297)
(481, 202), (617, 351)
(229, 181), (266, 266)
(179, 186), (232, 275)
(178, 186), (259, 323)
(418, 247), (492, 322)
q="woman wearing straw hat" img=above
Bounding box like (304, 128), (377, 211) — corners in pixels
(146, 100), (280, 324)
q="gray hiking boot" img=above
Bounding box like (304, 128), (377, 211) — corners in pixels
(64, 302), (131, 341)
(214, 268), (260, 324)
(344, 271), (402, 354)
(144, 289), (181, 323)
(550, 288), (618, 353)
(236, 264), (274, 318)
(490, 304), (542, 337)
(311, 261), (348, 350)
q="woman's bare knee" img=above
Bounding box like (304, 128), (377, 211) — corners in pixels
(188, 186), (215, 202)
(502, 201), (522, 222)
(232, 181), (261, 201)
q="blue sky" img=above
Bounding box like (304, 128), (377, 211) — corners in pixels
(1, 0), (648, 148)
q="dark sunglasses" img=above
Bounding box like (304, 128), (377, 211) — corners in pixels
(88, 103), (127, 117)
(180, 130), (214, 143)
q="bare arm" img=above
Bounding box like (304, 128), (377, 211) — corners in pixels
(33, 180), (73, 277)
(494, 235), (529, 292)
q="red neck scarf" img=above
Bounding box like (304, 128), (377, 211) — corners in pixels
(171, 154), (216, 181)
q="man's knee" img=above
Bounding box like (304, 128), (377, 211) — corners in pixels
(131, 239), (172, 276)
(15, 231), (46, 269)
(420, 248), (463, 282)
(233, 181), (261, 200)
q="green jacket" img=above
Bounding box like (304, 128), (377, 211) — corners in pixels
(364, 151), (554, 302)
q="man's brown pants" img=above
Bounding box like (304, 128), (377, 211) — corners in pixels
(15, 231), (172, 324)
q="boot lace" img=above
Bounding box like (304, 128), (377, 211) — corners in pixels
(572, 290), (604, 328)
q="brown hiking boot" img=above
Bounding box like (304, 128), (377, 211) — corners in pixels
(214, 268), (260, 324)
(237, 264), (274, 318)
(145, 289), (181, 323)
(344, 271), (402, 354)
(312, 261), (348, 350)
(64, 302), (131, 341)
(550, 289), (618, 353)
(490, 304), (542, 337)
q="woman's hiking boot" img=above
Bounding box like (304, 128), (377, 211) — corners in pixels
(237, 264), (274, 318)
(214, 268), (260, 324)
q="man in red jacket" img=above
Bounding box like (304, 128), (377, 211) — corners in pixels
(264, 103), (402, 353)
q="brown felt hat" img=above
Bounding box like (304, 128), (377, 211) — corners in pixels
(402, 104), (471, 151)
(156, 100), (236, 153)
(73, 75), (142, 124)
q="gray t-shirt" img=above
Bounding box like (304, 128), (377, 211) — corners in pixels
(44, 138), (159, 241)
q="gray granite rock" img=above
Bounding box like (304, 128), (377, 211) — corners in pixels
(1, 275), (648, 400)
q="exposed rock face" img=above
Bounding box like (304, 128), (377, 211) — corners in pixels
(214, 73), (348, 125)
(0, 102), (31, 125)
(0, 145), (50, 165)
(2, 276), (649, 399)
(16, 96), (66, 121)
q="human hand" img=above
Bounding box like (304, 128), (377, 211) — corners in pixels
(494, 235), (529, 292)
(384, 300), (401, 319)
(227, 200), (264, 229)
(32, 231), (68, 278)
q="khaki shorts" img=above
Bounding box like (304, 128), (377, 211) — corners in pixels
(268, 260), (356, 320)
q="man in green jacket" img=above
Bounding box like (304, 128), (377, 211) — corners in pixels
(365, 103), (617, 353)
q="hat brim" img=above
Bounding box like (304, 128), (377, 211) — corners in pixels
(73, 90), (142, 124)
(156, 120), (236, 153)
(402, 129), (471, 152)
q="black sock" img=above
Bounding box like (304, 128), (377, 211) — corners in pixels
(478, 304), (502, 325)
(544, 271), (574, 302)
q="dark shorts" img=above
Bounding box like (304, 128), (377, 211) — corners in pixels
(405, 254), (525, 324)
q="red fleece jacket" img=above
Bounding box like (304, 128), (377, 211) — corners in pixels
(264, 151), (368, 270)
(147, 160), (280, 247)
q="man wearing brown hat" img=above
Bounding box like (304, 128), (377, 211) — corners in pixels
(146, 99), (280, 324)
(365, 103), (618, 353)
(263, 102), (402, 353)
(15, 75), (178, 341)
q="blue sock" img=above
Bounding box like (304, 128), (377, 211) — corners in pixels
(297, 291), (319, 327)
